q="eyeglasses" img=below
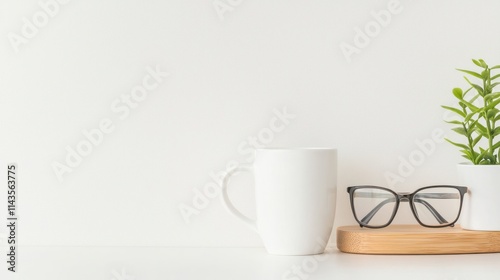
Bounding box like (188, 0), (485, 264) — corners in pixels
(347, 185), (468, 228)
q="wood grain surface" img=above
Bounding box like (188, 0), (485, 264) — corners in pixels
(337, 224), (500, 255)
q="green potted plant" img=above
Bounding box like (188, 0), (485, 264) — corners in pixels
(442, 58), (500, 230)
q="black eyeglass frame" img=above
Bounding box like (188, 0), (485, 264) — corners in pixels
(346, 185), (468, 229)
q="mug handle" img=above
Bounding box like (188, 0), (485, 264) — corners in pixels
(221, 164), (258, 232)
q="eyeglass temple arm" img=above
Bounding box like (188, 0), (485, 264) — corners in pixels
(360, 197), (448, 226)
(359, 197), (394, 225)
(413, 198), (448, 224)
(412, 193), (458, 224)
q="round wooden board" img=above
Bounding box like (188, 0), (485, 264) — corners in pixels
(337, 225), (500, 255)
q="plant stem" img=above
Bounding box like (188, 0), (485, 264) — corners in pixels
(483, 68), (496, 163)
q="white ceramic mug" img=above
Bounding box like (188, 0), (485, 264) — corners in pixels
(221, 148), (337, 255)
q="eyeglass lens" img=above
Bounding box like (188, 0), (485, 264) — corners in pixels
(352, 188), (397, 227)
(412, 187), (461, 226)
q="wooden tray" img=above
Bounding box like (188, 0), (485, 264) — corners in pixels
(337, 225), (500, 255)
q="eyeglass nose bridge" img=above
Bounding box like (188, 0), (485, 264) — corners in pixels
(398, 193), (411, 202)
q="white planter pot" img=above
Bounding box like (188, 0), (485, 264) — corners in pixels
(458, 163), (500, 231)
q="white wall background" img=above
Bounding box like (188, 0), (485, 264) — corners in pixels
(0, 0), (498, 247)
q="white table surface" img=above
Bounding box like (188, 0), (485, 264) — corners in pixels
(1, 246), (499, 280)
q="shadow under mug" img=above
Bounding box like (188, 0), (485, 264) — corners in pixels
(221, 148), (337, 255)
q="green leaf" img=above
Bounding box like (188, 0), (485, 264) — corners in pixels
(486, 97), (500, 110)
(460, 149), (474, 161)
(468, 119), (479, 129)
(458, 69), (483, 79)
(479, 59), (488, 68)
(459, 101), (467, 109)
(485, 92), (500, 101)
(476, 158), (485, 164)
(472, 135), (482, 147)
(475, 123), (489, 137)
(487, 108), (500, 119)
(482, 70), (489, 79)
(491, 65), (500, 69)
(462, 87), (473, 97)
(459, 99), (480, 112)
(472, 59), (485, 68)
(491, 73), (500, 80)
(452, 88), (463, 99)
(466, 93), (481, 106)
(464, 112), (477, 122)
(461, 154), (473, 162)
(492, 140), (500, 150)
(475, 153), (485, 164)
(491, 83), (500, 89)
(445, 120), (463, 125)
(485, 153), (496, 163)
(441, 105), (466, 118)
(476, 122), (487, 130)
(493, 127), (500, 137)
(464, 77), (484, 95)
(452, 127), (467, 136)
(444, 138), (469, 150)
(460, 149), (471, 156)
